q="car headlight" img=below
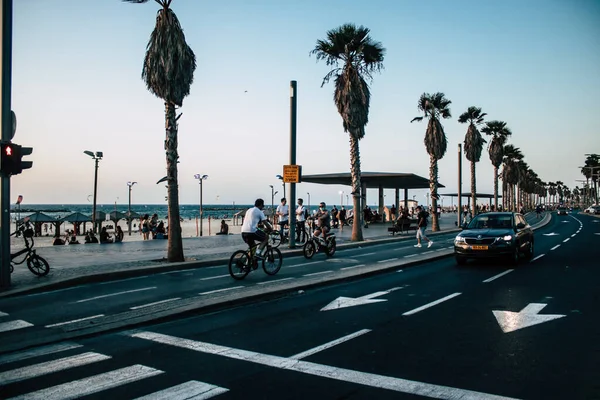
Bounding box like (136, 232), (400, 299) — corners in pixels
(454, 236), (466, 244)
(501, 235), (513, 241)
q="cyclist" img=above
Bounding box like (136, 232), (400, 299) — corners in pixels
(313, 202), (331, 244)
(241, 198), (273, 258)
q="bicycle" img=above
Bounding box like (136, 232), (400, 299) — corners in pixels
(10, 219), (50, 276)
(228, 231), (283, 280)
(268, 221), (308, 248)
(303, 224), (336, 259)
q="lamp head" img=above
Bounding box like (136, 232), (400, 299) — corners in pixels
(127, 181), (137, 187)
(83, 150), (94, 158)
(276, 175), (283, 180)
(96, 151), (103, 159)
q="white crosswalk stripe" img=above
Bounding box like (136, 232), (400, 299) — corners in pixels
(0, 320), (34, 333)
(133, 380), (229, 399)
(8, 365), (163, 400)
(0, 352), (110, 386)
(0, 311), (8, 317)
(0, 342), (83, 366)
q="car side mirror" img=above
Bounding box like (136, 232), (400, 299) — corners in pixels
(516, 223), (526, 230)
(460, 223), (468, 230)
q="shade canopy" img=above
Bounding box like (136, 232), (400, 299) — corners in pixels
(60, 212), (92, 223)
(301, 172), (443, 190)
(19, 211), (57, 223)
(109, 211), (128, 222)
(441, 193), (501, 199)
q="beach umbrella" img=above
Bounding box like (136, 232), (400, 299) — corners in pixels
(109, 211), (127, 223)
(19, 211), (56, 223)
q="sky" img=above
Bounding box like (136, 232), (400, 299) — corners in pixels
(10, 0), (600, 207)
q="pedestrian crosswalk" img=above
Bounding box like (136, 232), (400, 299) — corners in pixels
(0, 310), (35, 333)
(0, 341), (229, 399)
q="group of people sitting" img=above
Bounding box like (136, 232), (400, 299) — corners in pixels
(140, 214), (168, 240)
(52, 226), (125, 245)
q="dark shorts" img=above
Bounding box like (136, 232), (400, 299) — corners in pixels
(242, 230), (266, 247)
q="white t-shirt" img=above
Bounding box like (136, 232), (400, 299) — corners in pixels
(276, 204), (289, 223)
(296, 205), (306, 222)
(241, 207), (267, 233)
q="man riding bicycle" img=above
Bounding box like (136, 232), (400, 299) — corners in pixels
(241, 198), (273, 258)
(313, 202), (331, 242)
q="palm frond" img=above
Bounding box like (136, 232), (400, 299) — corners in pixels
(410, 116), (423, 123)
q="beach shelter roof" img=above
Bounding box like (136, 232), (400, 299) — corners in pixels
(109, 211), (128, 222)
(94, 211), (106, 221)
(60, 212), (92, 223)
(19, 211), (57, 223)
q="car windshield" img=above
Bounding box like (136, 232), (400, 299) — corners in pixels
(467, 215), (513, 230)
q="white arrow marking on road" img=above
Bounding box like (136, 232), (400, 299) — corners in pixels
(493, 303), (566, 333)
(542, 232), (559, 236)
(321, 287), (402, 311)
(595, 233), (600, 235)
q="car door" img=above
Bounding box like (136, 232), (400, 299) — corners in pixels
(516, 214), (532, 249)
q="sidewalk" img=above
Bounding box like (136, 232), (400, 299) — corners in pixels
(2, 214), (464, 296)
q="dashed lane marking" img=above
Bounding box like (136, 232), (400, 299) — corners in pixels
(45, 315), (105, 328)
(404, 254), (417, 258)
(551, 245), (560, 251)
(288, 261), (321, 269)
(74, 287), (157, 304)
(340, 264), (365, 270)
(378, 258), (398, 263)
(200, 274), (230, 281)
(354, 252), (376, 258)
(304, 271), (333, 277)
(482, 270), (514, 283)
(563, 238), (570, 243)
(130, 298), (182, 310)
(532, 254), (545, 261)
(402, 293), (462, 316)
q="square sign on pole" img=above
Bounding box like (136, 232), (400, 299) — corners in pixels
(283, 165), (301, 183)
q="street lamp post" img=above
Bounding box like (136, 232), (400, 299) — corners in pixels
(194, 174), (208, 236)
(269, 185), (278, 222)
(276, 175), (286, 199)
(127, 181), (137, 236)
(339, 191), (344, 207)
(84, 150), (103, 233)
(307, 192), (311, 214)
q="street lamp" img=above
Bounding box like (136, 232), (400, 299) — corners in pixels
(84, 150), (103, 233)
(276, 174), (286, 199)
(307, 192), (311, 213)
(194, 174), (208, 236)
(127, 181), (137, 236)
(339, 190), (344, 206)
(269, 185), (278, 222)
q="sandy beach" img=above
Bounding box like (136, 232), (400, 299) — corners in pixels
(11, 217), (243, 249)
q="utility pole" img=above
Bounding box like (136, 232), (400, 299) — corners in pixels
(288, 80), (297, 248)
(457, 143), (462, 227)
(0, 0), (13, 288)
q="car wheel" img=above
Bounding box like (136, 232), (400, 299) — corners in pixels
(455, 256), (467, 266)
(525, 241), (534, 260)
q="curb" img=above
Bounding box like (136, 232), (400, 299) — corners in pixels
(0, 228), (461, 298)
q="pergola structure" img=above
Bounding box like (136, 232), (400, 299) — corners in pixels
(440, 193), (502, 208)
(301, 172), (444, 219)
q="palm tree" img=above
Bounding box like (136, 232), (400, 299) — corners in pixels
(458, 107), (486, 218)
(547, 182), (557, 206)
(123, 0), (196, 262)
(311, 24), (385, 241)
(502, 144), (523, 211)
(482, 121), (512, 211)
(411, 93), (452, 231)
(556, 181), (564, 204)
(581, 154), (600, 205)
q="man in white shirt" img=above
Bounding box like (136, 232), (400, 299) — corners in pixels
(241, 198), (272, 257)
(276, 198), (289, 242)
(295, 198), (307, 242)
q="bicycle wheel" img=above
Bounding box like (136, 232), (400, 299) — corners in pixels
(27, 254), (50, 276)
(268, 231), (282, 248)
(325, 237), (337, 257)
(262, 246), (282, 276)
(228, 250), (250, 280)
(303, 240), (316, 259)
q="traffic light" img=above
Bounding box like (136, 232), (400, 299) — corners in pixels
(0, 142), (33, 176)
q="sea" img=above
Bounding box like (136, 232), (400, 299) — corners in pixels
(9, 204), (340, 222)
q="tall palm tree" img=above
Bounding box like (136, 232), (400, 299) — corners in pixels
(547, 182), (557, 206)
(311, 24), (385, 241)
(124, 0), (196, 262)
(458, 107), (486, 218)
(581, 154), (600, 205)
(482, 121), (512, 211)
(411, 93), (452, 231)
(556, 181), (564, 204)
(502, 144), (523, 211)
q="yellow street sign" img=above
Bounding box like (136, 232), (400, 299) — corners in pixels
(283, 165), (301, 183)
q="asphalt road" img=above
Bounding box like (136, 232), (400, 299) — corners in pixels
(1, 212), (598, 399)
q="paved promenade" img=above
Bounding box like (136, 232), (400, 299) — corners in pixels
(2, 214), (466, 295)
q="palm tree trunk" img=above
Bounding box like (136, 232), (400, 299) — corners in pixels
(470, 161), (476, 217)
(493, 167), (499, 211)
(165, 102), (184, 262)
(349, 135), (363, 241)
(430, 156), (439, 231)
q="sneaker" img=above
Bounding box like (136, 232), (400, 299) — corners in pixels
(427, 241), (433, 248)
(414, 244), (422, 248)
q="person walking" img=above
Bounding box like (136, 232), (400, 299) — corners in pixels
(414, 206), (433, 248)
(295, 198), (307, 242)
(276, 198), (289, 242)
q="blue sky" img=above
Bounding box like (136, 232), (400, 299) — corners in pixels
(11, 0), (600, 207)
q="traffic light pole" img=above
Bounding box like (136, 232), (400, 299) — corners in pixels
(0, 0), (12, 288)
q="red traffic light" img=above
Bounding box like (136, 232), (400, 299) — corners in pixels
(4, 145), (12, 157)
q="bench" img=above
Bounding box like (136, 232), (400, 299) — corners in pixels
(387, 218), (419, 235)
